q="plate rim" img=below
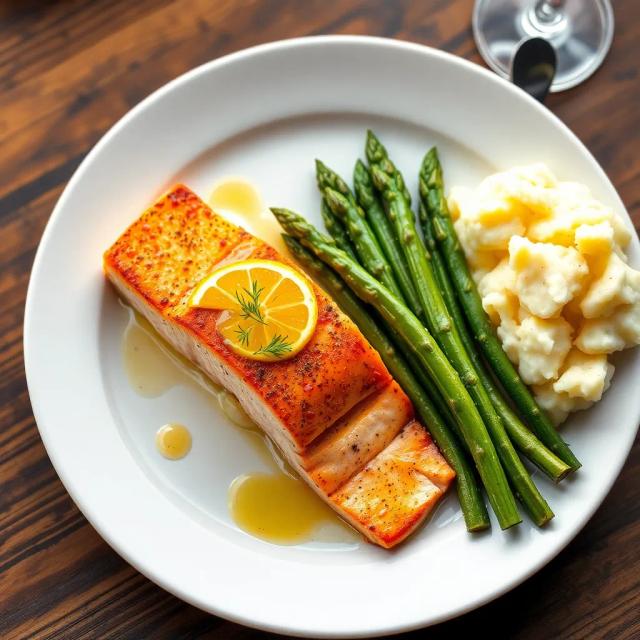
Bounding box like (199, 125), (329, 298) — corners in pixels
(23, 35), (640, 637)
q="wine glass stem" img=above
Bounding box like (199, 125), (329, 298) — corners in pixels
(535, 0), (565, 23)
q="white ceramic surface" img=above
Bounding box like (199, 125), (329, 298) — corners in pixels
(24, 36), (640, 637)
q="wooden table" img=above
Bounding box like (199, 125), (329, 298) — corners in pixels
(2, 1), (638, 638)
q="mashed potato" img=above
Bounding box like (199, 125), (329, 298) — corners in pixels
(449, 164), (639, 425)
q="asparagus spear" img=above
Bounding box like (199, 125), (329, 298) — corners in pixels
(283, 234), (490, 532)
(320, 199), (357, 260)
(419, 203), (571, 482)
(353, 159), (424, 320)
(316, 160), (404, 301)
(366, 131), (552, 526)
(320, 162), (446, 427)
(271, 207), (521, 529)
(323, 187), (405, 299)
(420, 147), (581, 471)
(401, 339), (465, 443)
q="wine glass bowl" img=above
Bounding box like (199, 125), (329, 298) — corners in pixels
(473, 0), (614, 92)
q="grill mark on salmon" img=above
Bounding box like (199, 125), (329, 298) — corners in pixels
(104, 185), (454, 548)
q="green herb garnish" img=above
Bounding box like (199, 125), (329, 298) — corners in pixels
(254, 334), (292, 358)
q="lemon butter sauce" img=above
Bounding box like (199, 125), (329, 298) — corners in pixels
(122, 313), (190, 397)
(208, 178), (288, 254)
(155, 423), (192, 460)
(228, 472), (344, 545)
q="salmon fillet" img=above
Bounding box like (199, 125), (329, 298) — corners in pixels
(104, 185), (454, 548)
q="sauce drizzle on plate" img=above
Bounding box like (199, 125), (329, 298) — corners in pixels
(123, 314), (190, 397)
(229, 471), (355, 545)
(156, 423), (192, 460)
(209, 178), (288, 254)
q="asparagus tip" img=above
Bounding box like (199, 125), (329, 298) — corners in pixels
(370, 164), (389, 191)
(269, 206), (290, 222)
(324, 187), (346, 213)
(421, 147), (437, 169)
(365, 129), (376, 152)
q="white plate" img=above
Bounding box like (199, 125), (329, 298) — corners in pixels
(24, 36), (640, 637)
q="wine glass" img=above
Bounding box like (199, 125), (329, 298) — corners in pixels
(473, 0), (614, 92)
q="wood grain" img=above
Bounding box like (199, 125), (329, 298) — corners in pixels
(1, 1), (638, 638)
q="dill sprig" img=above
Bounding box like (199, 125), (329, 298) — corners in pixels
(234, 324), (252, 347)
(254, 334), (292, 358)
(236, 280), (266, 324)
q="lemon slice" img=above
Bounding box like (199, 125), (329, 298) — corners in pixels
(189, 259), (318, 362)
